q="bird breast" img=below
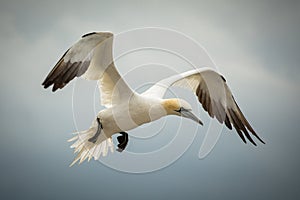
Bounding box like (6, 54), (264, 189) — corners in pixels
(99, 95), (166, 134)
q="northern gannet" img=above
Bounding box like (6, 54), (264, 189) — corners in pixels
(42, 32), (264, 166)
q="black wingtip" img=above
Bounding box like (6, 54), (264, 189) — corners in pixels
(255, 136), (265, 145)
(42, 79), (52, 89)
(238, 130), (247, 144)
(244, 130), (265, 146)
(82, 32), (97, 38)
(248, 127), (265, 145)
(42, 78), (60, 92)
(52, 86), (57, 92)
(42, 80), (51, 90)
(220, 75), (226, 82)
(241, 137), (247, 144)
(250, 140), (257, 146)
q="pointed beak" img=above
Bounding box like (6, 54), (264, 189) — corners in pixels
(181, 109), (203, 125)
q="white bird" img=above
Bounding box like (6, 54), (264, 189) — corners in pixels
(42, 32), (264, 166)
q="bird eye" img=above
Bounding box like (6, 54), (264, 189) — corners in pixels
(175, 107), (182, 113)
(175, 107), (192, 113)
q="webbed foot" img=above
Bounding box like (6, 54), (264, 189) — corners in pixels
(116, 132), (128, 152)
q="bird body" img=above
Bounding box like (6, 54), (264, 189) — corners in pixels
(98, 94), (165, 134)
(42, 32), (264, 166)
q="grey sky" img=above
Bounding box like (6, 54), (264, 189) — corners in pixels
(0, 0), (299, 199)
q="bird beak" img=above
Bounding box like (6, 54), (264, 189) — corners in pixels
(181, 110), (203, 125)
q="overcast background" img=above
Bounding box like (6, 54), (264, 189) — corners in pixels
(0, 0), (299, 199)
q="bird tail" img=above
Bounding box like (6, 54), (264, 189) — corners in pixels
(68, 123), (114, 167)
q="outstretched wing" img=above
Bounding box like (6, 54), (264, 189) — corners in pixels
(143, 67), (264, 145)
(42, 32), (133, 107)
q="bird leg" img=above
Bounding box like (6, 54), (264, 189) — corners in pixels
(116, 132), (129, 152)
(88, 118), (103, 143)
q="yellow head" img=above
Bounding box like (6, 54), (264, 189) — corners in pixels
(162, 98), (190, 115)
(161, 98), (203, 125)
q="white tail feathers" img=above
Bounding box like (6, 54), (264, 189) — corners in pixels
(68, 124), (114, 167)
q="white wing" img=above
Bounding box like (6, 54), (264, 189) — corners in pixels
(42, 32), (133, 107)
(143, 67), (264, 145)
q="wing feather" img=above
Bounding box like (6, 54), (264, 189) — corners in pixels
(143, 67), (264, 145)
(42, 32), (133, 107)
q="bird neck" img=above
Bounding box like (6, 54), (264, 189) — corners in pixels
(133, 96), (167, 123)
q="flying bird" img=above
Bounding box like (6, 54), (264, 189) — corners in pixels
(42, 32), (264, 166)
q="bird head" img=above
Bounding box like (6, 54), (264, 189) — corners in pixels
(162, 98), (203, 125)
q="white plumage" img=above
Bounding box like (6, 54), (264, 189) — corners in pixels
(42, 32), (264, 166)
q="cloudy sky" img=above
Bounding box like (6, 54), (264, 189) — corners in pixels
(0, 0), (299, 199)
